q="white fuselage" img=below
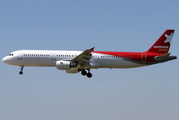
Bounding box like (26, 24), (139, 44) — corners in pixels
(2, 50), (144, 69)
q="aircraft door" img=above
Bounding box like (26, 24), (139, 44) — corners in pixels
(17, 51), (23, 60)
(141, 53), (147, 62)
(51, 53), (56, 60)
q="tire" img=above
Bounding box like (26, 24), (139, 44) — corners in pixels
(81, 70), (87, 76)
(87, 73), (92, 78)
(19, 71), (23, 75)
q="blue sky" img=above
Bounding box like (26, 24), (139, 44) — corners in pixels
(0, 0), (179, 120)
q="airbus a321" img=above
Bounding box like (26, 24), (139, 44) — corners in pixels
(2, 29), (177, 78)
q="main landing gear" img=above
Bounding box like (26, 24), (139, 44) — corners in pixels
(81, 69), (92, 78)
(19, 66), (24, 75)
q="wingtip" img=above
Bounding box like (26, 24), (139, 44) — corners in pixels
(90, 47), (95, 51)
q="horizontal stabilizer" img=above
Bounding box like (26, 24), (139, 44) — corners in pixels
(154, 53), (170, 60)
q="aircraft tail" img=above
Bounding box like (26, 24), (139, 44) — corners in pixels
(147, 29), (174, 54)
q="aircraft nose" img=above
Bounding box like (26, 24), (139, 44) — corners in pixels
(2, 57), (8, 64)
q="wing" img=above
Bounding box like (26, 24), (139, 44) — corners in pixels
(72, 47), (94, 68)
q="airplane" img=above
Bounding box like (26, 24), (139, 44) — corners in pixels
(2, 29), (177, 78)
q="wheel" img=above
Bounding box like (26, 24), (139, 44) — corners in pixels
(87, 73), (92, 78)
(81, 70), (87, 76)
(19, 71), (23, 75)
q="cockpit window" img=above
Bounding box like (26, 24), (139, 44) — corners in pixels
(9, 54), (13, 56)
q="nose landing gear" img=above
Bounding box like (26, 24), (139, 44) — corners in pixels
(19, 66), (24, 75)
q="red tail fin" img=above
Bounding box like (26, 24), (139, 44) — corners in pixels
(147, 29), (174, 54)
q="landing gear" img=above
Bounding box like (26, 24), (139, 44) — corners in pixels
(19, 71), (23, 75)
(81, 69), (92, 78)
(87, 72), (92, 78)
(19, 66), (24, 75)
(81, 70), (87, 76)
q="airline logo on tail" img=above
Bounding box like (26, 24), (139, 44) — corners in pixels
(153, 33), (173, 49)
(147, 29), (174, 54)
(153, 46), (168, 48)
(164, 33), (173, 43)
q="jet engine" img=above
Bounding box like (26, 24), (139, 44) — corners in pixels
(56, 60), (77, 70)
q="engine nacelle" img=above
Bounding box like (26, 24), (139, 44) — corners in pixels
(56, 60), (77, 70)
(66, 68), (79, 74)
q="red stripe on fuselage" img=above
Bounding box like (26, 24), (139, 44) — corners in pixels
(92, 51), (162, 62)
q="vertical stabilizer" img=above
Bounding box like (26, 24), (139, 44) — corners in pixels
(147, 29), (174, 54)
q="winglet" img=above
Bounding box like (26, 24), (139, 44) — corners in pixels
(90, 47), (95, 51)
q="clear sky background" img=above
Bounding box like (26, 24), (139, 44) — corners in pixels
(0, 0), (179, 120)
